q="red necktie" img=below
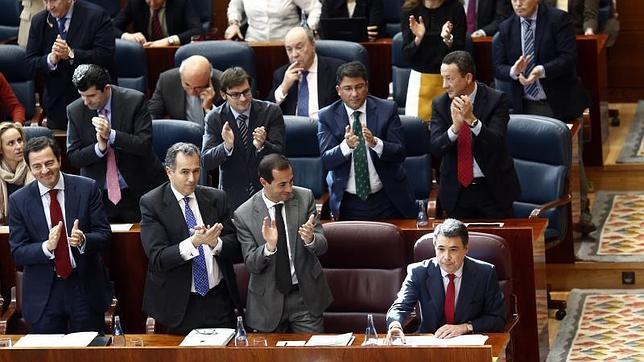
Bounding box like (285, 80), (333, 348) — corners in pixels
(466, 0), (477, 34)
(100, 109), (122, 205)
(151, 9), (163, 40)
(444, 273), (456, 324)
(49, 189), (72, 279)
(457, 125), (474, 187)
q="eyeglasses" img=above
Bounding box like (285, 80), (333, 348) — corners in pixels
(225, 88), (252, 100)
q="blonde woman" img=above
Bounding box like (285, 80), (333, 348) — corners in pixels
(0, 122), (34, 224)
(401, 0), (465, 121)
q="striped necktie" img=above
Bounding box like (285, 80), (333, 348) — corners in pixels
(522, 18), (540, 98)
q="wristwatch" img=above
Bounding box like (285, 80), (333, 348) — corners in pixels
(167, 37), (176, 45)
(469, 119), (479, 128)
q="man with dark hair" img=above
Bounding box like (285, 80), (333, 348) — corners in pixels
(9, 136), (113, 333)
(66, 64), (166, 222)
(233, 153), (331, 333)
(431, 50), (519, 219)
(140, 142), (242, 334)
(202, 66), (285, 212)
(113, 0), (201, 46)
(386, 218), (506, 340)
(268, 26), (343, 119)
(25, 0), (115, 130)
(149, 55), (223, 126)
(318, 61), (414, 220)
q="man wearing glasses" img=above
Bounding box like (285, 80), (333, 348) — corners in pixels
(149, 55), (223, 127)
(318, 61), (415, 220)
(202, 67), (285, 212)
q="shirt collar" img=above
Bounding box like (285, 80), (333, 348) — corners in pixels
(343, 99), (368, 120)
(306, 55), (318, 73)
(439, 261), (464, 279)
(169, 183), (196, 203)
(523, 5), (538, 23)
(38, 172), (65, 197)
(468, 82), (478, 104)
(57, 2), (74, 21)
(261, 190), (284, 210)
(98, 89), (113, 117)
(229, 104), (251, 122)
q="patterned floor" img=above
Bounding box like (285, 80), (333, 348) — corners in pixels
(576, 192), (644, 262)
(617, 100), (644, 163)
(548, 289), (644, 362)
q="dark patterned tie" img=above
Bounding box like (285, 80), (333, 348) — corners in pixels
(237, 113), (250, 152)
(522, 18), (540, 98)
(57, 18), (67, 40)
(151, 9), (163, 41)
(274, 204), (292, 294)
(466, 0), (476, 34)
(185, 197), (209, 296)
(351, 111), (370, 200)
(297, 71), (309, 117)
(49, 189), (72, 278)
(444, 274), (456, 324)
(457, 125), (473, 187)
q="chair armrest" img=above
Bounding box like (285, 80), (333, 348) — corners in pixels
(103, 298), (117, 334)
(0, 287), (18, 334)
(528, 194), (572, 219)
(504, 293), (520, 333)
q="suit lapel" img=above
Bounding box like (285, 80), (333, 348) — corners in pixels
(455, 258), (476, 322)
(62, 174), (77, 237)
(534, 5), (547, 63)
(28, 181), (49, 239)
(365, 98), (379, 136)
(512, 16), (522, 61)
(472, 82), (490, 123)
(284, 193), (300, 255)
(426, 260), (446, 322)
(65, 2), (81, 44)
(195, 187), (216, 226)
(163, 183), (190, 238)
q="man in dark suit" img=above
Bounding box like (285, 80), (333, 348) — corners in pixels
(148, 55), (223, 127)
(318, 61), (414, 220)
(465, 0), (513, 38)
(202, 67), (285, 212)
(268, 26), (343, 120)
(112, 0), (200, 46)
(320, 0), (384, 39)
(431, 51), (519, 219)
(386, 218), (505, 340)
(140, 142), (242, 334)
(233, 154), (332, 333)
(25, 0), (115, 130)
(492, 0), (589, 121)
(67, 64), (166, 222)
(9, 137), (113, 333)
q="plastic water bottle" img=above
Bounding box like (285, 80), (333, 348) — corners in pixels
(112, 315), (126, 347)
(364, 314), (378, 346)
(416, 200), (429, 228)
(234, 315), (248, 347)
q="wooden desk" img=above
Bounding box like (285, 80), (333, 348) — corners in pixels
(0, 220), (546, 361)
(0, 333), (509, 362)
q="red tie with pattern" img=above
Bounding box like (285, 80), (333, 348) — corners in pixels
(466, 0), (477, 34)
(49, 189), (72, 279)
(151, 9), (163, 41)
(100, 109), (121, 205)
(457, 125), (474, 187)
(444, 273), (456, 324)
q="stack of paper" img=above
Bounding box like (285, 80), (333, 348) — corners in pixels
(403, 334), (489, 346)
(179, 328), (235, 346)
(13, 332), (99, 347)
(305, 333), (354, 346)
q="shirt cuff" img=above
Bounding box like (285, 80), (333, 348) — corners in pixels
(388, 321), (402, 330)
(274, 86), (287, 104)
(210, 237), (223, 255)
(77, 239), (86, 254)
(443, 34), (454, 46)
(108, 129), (116, 145)
(263, 244), (276, 256)
(224, 144), (233, 156)
(42, 241), (55, 259)
(370, 137), (384, 156)
(471, 119), (482, 136)
(536, 65), (546, 78)
(340, 139), (352, 157)
(94, 143), (106, 158)
(447, 126), (458, 142)
(170, 35), (180, 45)
(47, 54), (57, 71)
(304, 234), (316, 247)
(179, 237), (200, 261)
(509, 65), (519, 80)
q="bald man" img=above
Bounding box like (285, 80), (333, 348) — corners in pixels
(149, 55), (223, 127)
(268, 26), (343, 119)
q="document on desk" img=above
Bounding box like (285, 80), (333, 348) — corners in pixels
(403, 334), (489, 346)
(179, 328), (235, 346)
(110, 223), (134, 232)
(13, 332), (99, 347)
(305, 333), (355, 346)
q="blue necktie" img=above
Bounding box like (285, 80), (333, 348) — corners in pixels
(522, 18), (540, 98)
(185, 197), (209, 296)
(57, 18), (67, 40)
(297, 71), (309, 117)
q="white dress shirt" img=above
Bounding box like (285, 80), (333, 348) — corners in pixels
(439, 261), (464, 308)
(274, 55), (320, 119)
(173, 185), (224, 293)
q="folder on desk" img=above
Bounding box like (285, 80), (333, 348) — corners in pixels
(179, 328), (235, 346)
(13, 332), (99, 347)
(305, 333), (354, 346)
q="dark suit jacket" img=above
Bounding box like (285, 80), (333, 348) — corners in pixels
(112, 0), (201, 44)
(202, 100), (285, 212)
(318, 96), (415, 219)
(66, 85), (166, 201)
(543, 0), (599, 34)
(148, 67), (223, 122)
(267, 56), (343, 116)
(25, 1), (115, 129)
(429, 82), (520, 213)
(140, 182), (243, 328)
(386, 257), (506, 333)
(492, 4), (589, 120)
(474, 0), (512, 36)
(320, 0), (384, 35)
(233, 187), (332, 332)
(8, 174), (113, 324)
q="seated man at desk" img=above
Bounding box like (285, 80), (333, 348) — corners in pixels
(386, 218), (506, 339)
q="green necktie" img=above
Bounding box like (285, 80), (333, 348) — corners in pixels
(352, 111), (370, 200)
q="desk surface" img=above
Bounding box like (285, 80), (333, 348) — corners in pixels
(0, 333), (509, 362)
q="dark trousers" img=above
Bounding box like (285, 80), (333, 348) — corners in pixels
(167, 282), (236, 335)
(31, 271), (104, 334)
(273, 285), (324, 333)
(103, 188), (141, 223)
(448, 179), (513, 219)
(339, 190), (402, 221)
